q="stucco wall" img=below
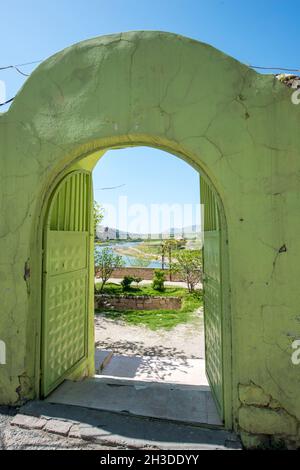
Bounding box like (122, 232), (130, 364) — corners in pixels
(1, 31), (300, 445)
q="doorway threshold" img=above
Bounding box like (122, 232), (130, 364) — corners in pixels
(46, 376), (222, 427)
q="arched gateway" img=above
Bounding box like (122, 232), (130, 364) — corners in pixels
(1, 31), (300, 447)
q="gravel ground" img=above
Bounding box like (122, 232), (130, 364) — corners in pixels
(95, 307), (205, 359)
(0, 407), (119, 450)
(0, 404), (240, 451)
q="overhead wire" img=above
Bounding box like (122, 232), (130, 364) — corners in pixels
(1, 58), (300, 107)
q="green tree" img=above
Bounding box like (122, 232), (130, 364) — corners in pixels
(161, 238), (186, 280)
(173, 250), (202, 292)
(94, 247), (124, 292)
(94, 200), (104, 239)
(152, 269), (166, 292)
(160, 242), (166, 270)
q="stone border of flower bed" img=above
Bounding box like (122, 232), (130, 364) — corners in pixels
(95, 294), (182, 311)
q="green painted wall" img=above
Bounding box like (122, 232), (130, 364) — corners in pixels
(1, 31), (300, 446)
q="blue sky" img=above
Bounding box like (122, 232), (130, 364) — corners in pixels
(1, 1), (299, 231)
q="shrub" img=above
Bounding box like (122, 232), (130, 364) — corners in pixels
(133, 276), (142, 287)
(121, 275), (135, 291)
(152, 269), (166, 292)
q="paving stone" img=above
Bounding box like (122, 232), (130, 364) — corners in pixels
(44, 419), (73, 436)
(69, 424), (81, 439)
(11, 414), (47, 430)
(79, 424), (107, 441)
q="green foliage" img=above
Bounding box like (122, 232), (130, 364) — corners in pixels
(95, 291), (203, 330)
(173, 249), (202, 292)
(95, 282), (187, 297)
(94, 201), (104, 238)
(94, 247), (124, 292)
(152, 269), (166, 292)
(121, 275), (135, 291)
(133, 276), (142, 286)
(160, 238), (186, 277)
(127, 257), (151, 268)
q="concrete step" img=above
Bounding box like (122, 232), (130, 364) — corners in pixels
(46, 377), (222, 427)
(94, 349), (113, 374)
(18, 400), (241, 450)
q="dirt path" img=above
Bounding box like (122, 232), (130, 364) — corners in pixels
(95, 307), (205, 359)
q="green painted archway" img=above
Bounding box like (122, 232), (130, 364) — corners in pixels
(1, 31), (300, 445)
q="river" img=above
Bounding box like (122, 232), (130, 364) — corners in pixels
(95, 241), (166, 268)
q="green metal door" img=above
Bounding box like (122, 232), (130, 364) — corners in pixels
(41, 171), (91, 396)
(200, 177), (224, 420)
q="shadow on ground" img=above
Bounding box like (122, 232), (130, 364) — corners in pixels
(95, 339), (200, 359)
(19, 401), (241, 449)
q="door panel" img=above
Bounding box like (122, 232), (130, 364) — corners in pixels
(48, 232), (88, 275)
(42, 171), (91, 396)
(200, 177), (224, 420)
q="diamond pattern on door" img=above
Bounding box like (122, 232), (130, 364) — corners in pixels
(48, 232), (88, 275)
(204, 270), (223, 412)
(44, 271), (87, 392)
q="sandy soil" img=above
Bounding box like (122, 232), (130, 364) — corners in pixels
(95, 307), (205, 359)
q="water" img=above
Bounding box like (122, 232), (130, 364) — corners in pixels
(95, 241), (166, 268)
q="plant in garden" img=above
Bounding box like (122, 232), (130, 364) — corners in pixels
(94, 247), (124, 292)
(152, 269), (166, 292)
(173, 249), (202, 292)
(133, 276), (142, 287)
(121, 275), (135, 291)
(96, 290), (203, 330)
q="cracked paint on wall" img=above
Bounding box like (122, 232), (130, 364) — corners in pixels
(1, 31), (300, 443)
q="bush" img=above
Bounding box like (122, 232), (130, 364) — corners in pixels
(121, 275), (135, 291)
(152, 269), (166, 292)
(172, 249), (202, 292)
(133, 276), (142, 287)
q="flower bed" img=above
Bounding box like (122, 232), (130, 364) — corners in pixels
(95, 294), (182, 311)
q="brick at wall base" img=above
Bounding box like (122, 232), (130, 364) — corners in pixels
(95, 294), (182, 311)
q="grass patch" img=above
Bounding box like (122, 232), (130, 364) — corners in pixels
(135, 242), (162, 256)
(95, 291), (203, 330)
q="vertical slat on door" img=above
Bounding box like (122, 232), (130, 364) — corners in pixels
(200, 176), (224, 420)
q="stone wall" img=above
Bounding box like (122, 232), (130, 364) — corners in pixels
(238, 383), (300, 449)
(95, 294), (182, 311)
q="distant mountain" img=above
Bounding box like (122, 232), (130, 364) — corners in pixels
(96, 225), (201, 241)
